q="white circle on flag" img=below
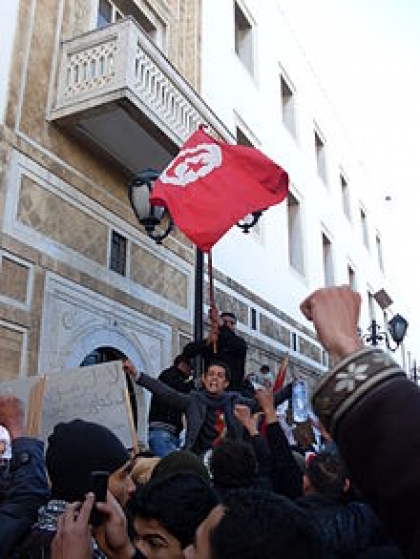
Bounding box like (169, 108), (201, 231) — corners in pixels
(159, 143), (222, 186)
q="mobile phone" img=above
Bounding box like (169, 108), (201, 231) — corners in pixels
(89, 470), (109, 526)
(249, 373), (265, 391)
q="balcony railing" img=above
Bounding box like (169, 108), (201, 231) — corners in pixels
(51, 17), (231, 168)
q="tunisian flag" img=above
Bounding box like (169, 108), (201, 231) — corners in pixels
(150, 127), (289, 252)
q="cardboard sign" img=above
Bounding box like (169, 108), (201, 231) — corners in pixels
(0, 361), (137, 450)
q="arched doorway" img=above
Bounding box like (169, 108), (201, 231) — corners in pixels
(80, 346), (138, 429)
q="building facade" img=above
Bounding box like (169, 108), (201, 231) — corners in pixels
(0, 0), (406, 444)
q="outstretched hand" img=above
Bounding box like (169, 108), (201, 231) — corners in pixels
(123, 359), (137, 378)
(234, 404), (259, 436)
(300, 286), (363, 362)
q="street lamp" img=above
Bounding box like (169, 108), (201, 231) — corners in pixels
(128, 169), (173, 244)
(363, 314), (408, 351)
(128, 168), (262, 372)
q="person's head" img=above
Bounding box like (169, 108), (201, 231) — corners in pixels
(184, 488), (321, 559)
(220, 312), (237, 331)
(201, 361), (230, 396)
(303, 452), (349, 497)
(129, 473), (219, 559)
(260, 364), (270, 374)
(210, 440), (257, 493)
(46, 419), (135, 506)
(151, 450), (211, 484)
(174, 354), (192, 378)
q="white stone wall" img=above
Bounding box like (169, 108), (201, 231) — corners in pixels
(201, 0), (391, 342)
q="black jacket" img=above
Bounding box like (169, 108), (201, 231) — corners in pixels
(0, 438), (50, 558)
(297, 493), (385, 558)
(148, 366), (195, 435)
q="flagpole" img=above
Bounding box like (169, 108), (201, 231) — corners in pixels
(193, 247), (204, 377)
(207, 250), (218, 354)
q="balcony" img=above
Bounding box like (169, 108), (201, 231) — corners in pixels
(50, 17), (231, 173)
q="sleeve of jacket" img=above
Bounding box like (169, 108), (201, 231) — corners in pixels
(249, 433), (272, 477)
(218, 324), (247, 354)
(237, 383), (292, 413)
(311, 346), (417, 555)
(0, 437), (50, 558)
(136, 372), (189, 409)
(265, 421), (303, 499)
(273, 382), (293, 407)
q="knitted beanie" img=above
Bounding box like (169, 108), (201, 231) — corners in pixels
(46, 419), (129, 502)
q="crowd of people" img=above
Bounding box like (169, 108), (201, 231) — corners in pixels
(0, 286), (417, 558)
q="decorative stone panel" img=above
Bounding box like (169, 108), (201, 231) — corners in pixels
(17, 175), (107, 264)
(131, 243), (188, 308)
(0, 325), (24, 380)
(299, 337), (322, 363)
(0, 256), (29, 304)
(260, 314), (291, 346)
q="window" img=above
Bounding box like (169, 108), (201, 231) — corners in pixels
(251, 308), (257, 330)
(280, 74), (296, 137)
(314, 128), (327, 183)
(340, 173), (351, 220)
(97, 0), (123, 27)
(376, 233), (384, 271)
(236, 126), (254, 148)
(291, 332), (297, 352)
(322, 233), (334, 286)
(360, 207), (369, 249)
(287, 193), (304, 274)
(347, 264), (356, 290)
(234, 1), (254, 75)
(95, 0), (165, 49)
(110, 231), (127, 276)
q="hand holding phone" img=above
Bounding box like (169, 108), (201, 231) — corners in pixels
(88, 470), (109, 526)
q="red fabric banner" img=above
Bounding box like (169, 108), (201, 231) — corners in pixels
(150, 127), (289, 252)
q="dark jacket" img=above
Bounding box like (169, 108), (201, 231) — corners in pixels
(137, 372), (292, 452)
(183, 324), (247, 390)
(148, 365), (195, 435)
(0, 437), (50, 558)
(296, 493), (384, 558)
(312, 347), (417, 557)
(265, 421), (303, 499)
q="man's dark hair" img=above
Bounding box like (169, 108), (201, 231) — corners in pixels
(306, 452), (347, 496)
(129, 473), (219, 549)
(210, 440), (257, 491)
(220, 311), (237, 322)
(205, 359), (231, 382)
(260, 364), (270, 373)
(210, 489), (321, 559)
(174, 353), (190, 368)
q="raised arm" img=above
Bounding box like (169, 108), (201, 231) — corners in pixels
(123, 360), (189, 410)
(301, 286), (416, 555)
(254, 388), (302, 499)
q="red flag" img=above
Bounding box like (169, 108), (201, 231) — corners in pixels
(273, 353), (289, 392)
(150, 127), (289, 252)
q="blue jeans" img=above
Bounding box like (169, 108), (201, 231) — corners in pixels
(148, 427), (180, 457)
